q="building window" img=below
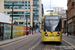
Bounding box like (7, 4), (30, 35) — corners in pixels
(19, 22), (23, 24)
(72, 2), (74, 6)
(7, 12), (10, 14)
(28, 1), (30, 3)
(14, 1), (18, 3)
(28, 1), (30, 5)
(28, 22), (30, 25)
(25, 6), (27, 9)
(69, 0), (71, 3)
(4, 1), (24, 10)
(25, 22), (27, 26)
(25, 1), (27, 3)
(28, 6), (30, 9)
(7, 11), (24, 14)
(33, 1), (39, 5)
(28, 7), (30, 9)
(14, 22), (18, 25)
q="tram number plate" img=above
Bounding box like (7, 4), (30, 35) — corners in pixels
(50, 35), (54, 36)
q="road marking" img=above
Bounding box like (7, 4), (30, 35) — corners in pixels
(29, 39), (41, 50)
(63, 35), (75, 40)
(0, 34), (39, 48)
(62, 39), (75, 48)
(0, 37), (30, 48)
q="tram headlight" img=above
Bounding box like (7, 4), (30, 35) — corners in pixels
(57, 32), (60, 36)
(45, 32), (48, 36)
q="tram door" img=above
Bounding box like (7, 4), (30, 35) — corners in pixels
(0, 24), (4, 40)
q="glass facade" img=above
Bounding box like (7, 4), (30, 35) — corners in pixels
(25, 1), (27, 10)
(4, 0), (31, 10)
(25, 11), (30, 20)
(7, 11), (24, 20)
(28, 1), (30, 10)
(4, 1), (30, 26)
(4, 1), (24, 10)
(4, 0), (39, 27)
(6, 11), (30, 26)
(33, 0), (39, 26)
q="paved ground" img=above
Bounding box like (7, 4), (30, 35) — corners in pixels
(0, 33), (75, 50)
(33, 34), (75, 50)
(0, 34), (41, 50)
(33, 41), (73, 50)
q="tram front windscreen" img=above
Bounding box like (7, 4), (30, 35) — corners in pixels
(44, 16), (62, 31)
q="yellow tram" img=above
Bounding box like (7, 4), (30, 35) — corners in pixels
(41, 14), (62, 42)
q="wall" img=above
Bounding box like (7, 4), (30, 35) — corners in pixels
(0, 0), (4, 12)
(3, 24), (30, 40)
(67, 0), (75, 19)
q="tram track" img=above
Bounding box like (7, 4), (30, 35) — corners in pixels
(39, 41), (74, 50)
(15, 34), (41, 50)
(0, 34), (41, 50)
(40, 43), (45, 50)
(15, 37), (36, 50)
(1, 34), (74, 50)
(40, 42), (61, 50)
(15, 35), (75, 50)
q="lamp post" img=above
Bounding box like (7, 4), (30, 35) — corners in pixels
(33, 14), (35, 28)
(66, 10), (68, 34)
(26, 11), (28, 31)
(24, 1), (25, 26)
(10, 2), (14, 39)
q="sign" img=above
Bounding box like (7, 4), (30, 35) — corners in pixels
(46, 17), (59, 19)
(68, 19), (72, 24)
(10, 23), (14, 26)
(0, 12), (11, 23)
(10, 19), (12, 21)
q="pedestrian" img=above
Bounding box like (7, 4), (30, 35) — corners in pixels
(67, 32), (69, 36)
(69, 32), (71, 36)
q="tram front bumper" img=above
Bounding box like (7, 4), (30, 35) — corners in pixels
(42, 36), (62, 42)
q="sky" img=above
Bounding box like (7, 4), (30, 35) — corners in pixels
(42, 0), (67, 10)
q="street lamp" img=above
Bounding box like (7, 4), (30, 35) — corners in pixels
(33, 13), (35, 28)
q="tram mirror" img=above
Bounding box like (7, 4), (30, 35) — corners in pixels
(44, 29), (46, 31)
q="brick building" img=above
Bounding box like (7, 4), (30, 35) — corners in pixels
(67, 0), (75, 35)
